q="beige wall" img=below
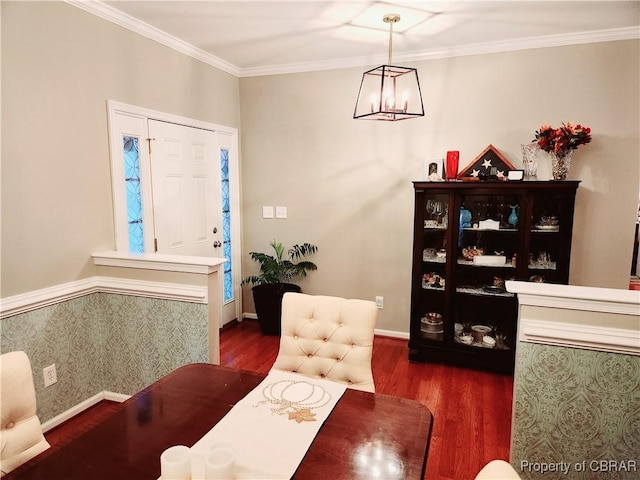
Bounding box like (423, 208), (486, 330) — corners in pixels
(3, 2), (638, 336)
(1, 1), (240, 297)
(240, 40), (640, 333)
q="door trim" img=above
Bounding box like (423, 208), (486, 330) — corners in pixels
(106, 100), (242, 322)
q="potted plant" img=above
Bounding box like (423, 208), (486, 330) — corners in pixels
(242, 240), (318, 335)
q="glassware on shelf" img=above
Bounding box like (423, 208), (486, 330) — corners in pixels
(496, 200), (506, 226)
(529, 250), (556, 270)
(459, 206), (472, 245)
(460, 206), (472, 227)
(522, 142), (540, 179)
(426, 199), (435, 220)
(508, 205), (519, 228)
(473, 200), (483, 222)
(486, 198), (495, 220)
(433, 201), (443, 223)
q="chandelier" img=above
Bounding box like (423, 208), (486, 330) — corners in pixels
(353, 14), (424, 121)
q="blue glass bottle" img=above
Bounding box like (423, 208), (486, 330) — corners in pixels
(508, 205), (519, 228)
(459, 206), (472, 245)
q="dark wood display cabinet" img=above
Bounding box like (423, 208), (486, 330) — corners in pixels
(409, 181), (579, 374)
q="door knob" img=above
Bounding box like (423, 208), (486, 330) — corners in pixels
(213, 240), (222, 248)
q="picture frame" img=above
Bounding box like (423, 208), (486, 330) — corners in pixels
(508, 170), (524, 181)
(425, 158), (444, 182)
(457, 144), (516, 181)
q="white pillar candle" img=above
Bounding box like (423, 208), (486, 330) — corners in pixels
(204, 443), (235, 480)
(161, 445), (192, 480)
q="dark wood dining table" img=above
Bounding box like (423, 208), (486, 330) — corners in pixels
(5, 364), (433, 479)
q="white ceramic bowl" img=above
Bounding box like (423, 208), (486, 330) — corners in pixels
(482, 336), (496, 348)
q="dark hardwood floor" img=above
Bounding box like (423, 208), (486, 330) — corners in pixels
(44, 319), (513, 480)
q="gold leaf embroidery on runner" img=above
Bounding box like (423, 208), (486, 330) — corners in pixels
(253, 379), (332, 423)
(288, 408), (317, 423)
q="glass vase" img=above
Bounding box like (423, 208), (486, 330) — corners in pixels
(521, 143), (540, 180)
(551, 150), (574, 181)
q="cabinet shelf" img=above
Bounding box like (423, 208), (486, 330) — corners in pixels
(453, 336), (511, 350)
(528, 262), (557, 270)
(463, 227), (517, 233)
(409, 180), (579, 374)
(456, 259), (516, 268)
(423, 257), (446, 264)
(456, 286), (514, 298)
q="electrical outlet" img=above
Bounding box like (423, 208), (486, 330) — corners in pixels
(43, 364), (57, 387)
(375, 296), (384, 309)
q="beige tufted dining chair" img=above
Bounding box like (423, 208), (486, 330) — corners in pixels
(271, 292), (378, 393)
(475, 460), (522, 479)
(0, 351), (50, 476)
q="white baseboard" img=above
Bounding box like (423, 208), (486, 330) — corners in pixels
(41, 390), (130, 433)
(374, 328), (409, 340)
(104, 391), (132, 403)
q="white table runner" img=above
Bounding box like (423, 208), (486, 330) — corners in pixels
(189, 370), (347, 479)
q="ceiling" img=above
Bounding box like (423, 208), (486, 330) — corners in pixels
(78, 1), (639, 76)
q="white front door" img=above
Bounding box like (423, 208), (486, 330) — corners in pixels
(148, 120), (238, 326)
(149, 120), (220, 257)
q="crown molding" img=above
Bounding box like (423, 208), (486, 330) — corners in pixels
(65, 1), (639, 78)
(64, 0), (240, 77)
(241, 26), (640, 77)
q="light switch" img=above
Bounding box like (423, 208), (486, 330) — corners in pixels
(275, 206), (287, 219)
(262, 206), (274, 218)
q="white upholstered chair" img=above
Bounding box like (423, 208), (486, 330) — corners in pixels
(0, 351), (50, 476)
(271, 292), (378, 393)
(475, 460), (522, 479)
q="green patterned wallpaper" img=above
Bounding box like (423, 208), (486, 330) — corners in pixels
(512, 342), (640, 480)
(0, 292), (209, 423)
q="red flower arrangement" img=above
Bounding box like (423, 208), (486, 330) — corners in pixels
(534, 122), (592, 158)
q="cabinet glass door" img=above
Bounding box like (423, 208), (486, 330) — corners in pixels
(529, 193), (567, 284)
(419, 193), (449, 342)
(453, 192), (519, 352)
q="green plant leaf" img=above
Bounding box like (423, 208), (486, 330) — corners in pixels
(241, 240), (318, 286)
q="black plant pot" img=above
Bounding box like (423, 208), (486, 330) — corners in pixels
(252, 283), (301, 335)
